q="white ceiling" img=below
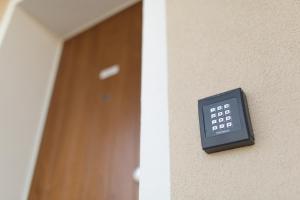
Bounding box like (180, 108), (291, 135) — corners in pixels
(20, 0), (139, 39)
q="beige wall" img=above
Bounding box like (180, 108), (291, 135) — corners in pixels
(167, 0), (300, 199)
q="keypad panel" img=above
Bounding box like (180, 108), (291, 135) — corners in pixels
(203, 98), (242, 137)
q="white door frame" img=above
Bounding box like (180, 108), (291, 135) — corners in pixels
(140, 1), (170, 200)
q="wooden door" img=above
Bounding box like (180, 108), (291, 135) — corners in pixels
(0, 0), (8, 20)
(29, 3), (141, 200)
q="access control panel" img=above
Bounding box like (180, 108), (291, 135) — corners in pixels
(198, 88), (254, 153)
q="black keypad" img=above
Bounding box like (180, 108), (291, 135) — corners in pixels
(198, 88), (255, 153)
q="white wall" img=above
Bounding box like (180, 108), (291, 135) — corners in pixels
(0, 6), (62, 200)
(139, 1), (170, 200)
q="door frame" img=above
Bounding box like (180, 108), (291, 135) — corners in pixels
(140, 1), (170, 200)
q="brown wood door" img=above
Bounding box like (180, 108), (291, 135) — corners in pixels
(29, 3), (142, 200)
(0, 0), (8, 20)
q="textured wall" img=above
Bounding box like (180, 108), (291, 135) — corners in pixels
(167, 0), (300, 199)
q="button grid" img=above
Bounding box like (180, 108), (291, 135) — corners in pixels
(210, 104), (232, 131)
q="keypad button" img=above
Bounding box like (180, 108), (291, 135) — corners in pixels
(219, 124), (225, 129)
(224, 104), (230, 109)
(225, 116), (231, 121)
(218, 118), (224, 123)
(210, 108), (216, 113)
(226, 122), (232, 128)
(217, 106), (223, 111)
(211, 113), (217, 118)
(212, 120), (217, 125)
(212, 126), (218, 131)
(225, 110), (231, 115)
(217, 112), (223, 117)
